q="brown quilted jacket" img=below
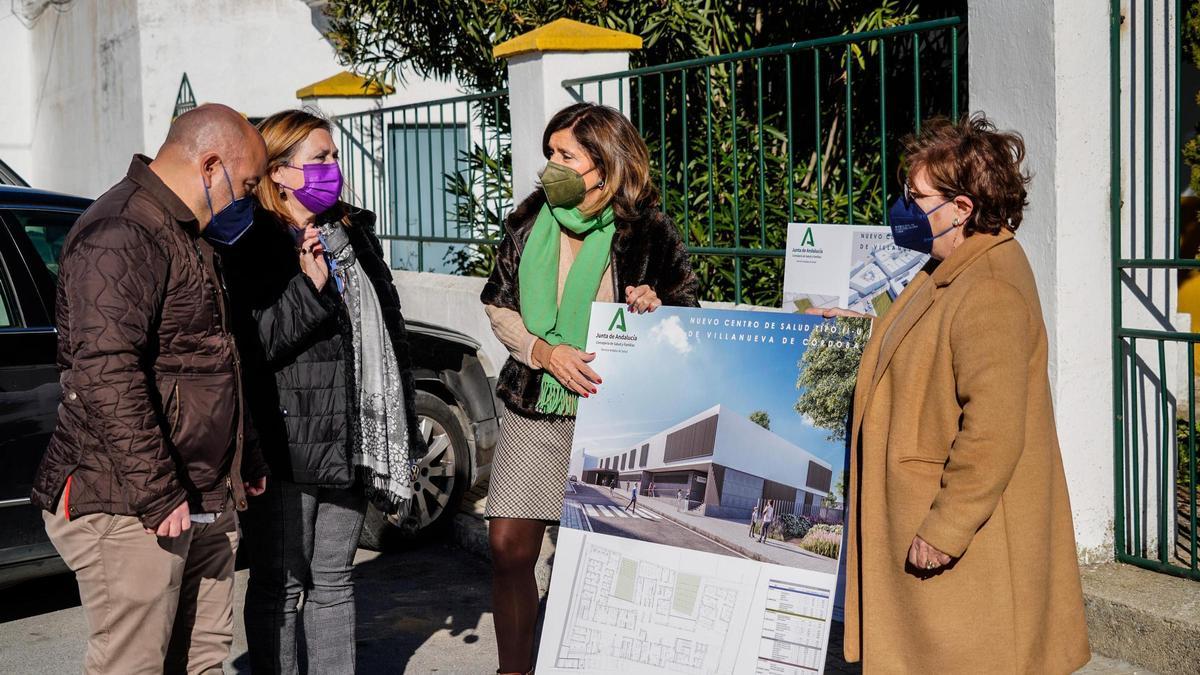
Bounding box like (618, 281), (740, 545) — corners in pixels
(30, 156), (267, 529)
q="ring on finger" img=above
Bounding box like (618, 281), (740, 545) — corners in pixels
(925, 561), (937, 570)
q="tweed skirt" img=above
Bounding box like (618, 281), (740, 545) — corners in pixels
(484, 412), (575, 521)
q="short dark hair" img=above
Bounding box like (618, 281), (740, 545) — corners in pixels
(900, 113), (1032, 234)
(542, 103), (658, 220)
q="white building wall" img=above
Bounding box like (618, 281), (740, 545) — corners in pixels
(712, 407), (831, 497)
(0, 5), (35, 181)
(587, 405), (831, 496)
(969, 0), (1117, 561)
(5, 0), (463, 198)
(27, 0), (144, 196)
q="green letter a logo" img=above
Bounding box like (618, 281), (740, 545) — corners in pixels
(800, 227), (816, 247)
(608, 307), (627, 332)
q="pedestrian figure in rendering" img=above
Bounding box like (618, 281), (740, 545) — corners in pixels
(624, 483), (639, 514)
(822, 114), (1090, 672)
(608, 478), (615, 496)
(759, 499), (775, 543)
(481, 102), (699, 675)
(750, 503), (761, 538)
(30, 104), (270, 674)
(222, 109), (424, 674)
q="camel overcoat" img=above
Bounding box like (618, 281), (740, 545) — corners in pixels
(843, 229), (1090, 673)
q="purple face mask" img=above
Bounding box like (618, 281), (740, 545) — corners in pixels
(284, 162), (343, 214)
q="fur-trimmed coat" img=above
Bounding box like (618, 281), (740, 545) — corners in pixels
(481, 192), (699, 418)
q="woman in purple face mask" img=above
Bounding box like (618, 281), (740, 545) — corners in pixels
(219, 109), (425, 674)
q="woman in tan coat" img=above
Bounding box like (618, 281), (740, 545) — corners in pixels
(825, 115), (1091, 672)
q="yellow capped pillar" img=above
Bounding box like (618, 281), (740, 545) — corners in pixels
(493, 19), (642, 200)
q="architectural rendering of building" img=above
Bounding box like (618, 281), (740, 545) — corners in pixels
(580, 405), (834, 519)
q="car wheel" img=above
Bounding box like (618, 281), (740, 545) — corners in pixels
(359, 391), (470, 551)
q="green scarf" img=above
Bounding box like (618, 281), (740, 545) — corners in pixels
(518, 203), (616, 416)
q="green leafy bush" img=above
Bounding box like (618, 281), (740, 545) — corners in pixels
(1177, 417), (1197, 489)
(778, 513), (813, 539)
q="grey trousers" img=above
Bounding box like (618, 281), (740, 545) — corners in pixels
(242, 480), (367, 675)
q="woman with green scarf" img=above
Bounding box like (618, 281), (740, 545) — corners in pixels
(481, 103), (699, 674)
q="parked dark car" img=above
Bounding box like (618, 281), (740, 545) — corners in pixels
(0, 185), (498, 586)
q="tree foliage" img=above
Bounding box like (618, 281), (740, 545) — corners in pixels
(794, 317), (870, 441)
(324, 1), (954, 92)
(323, 1), (966, 303)
(1182, 2), (1200, 194)
(749, 410), (771, 430)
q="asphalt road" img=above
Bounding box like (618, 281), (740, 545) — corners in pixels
(564, 482), (749, 559)
(0, 514), (1151, 675)
(0, 540), (498, 674)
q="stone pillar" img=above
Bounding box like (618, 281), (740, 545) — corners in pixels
(494, 18), (642, 203)
(968, 0), (1115, 561)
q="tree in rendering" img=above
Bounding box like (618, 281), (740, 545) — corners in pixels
(749, 410), (771, 430)
(794, 317), (870, 442)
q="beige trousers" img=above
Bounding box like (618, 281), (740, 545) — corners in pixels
(43, 499), (238, 675)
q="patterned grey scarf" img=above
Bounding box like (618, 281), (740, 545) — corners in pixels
(320, 221), (415, 516)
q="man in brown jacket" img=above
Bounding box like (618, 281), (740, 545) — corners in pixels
(30, 104), (269, 674)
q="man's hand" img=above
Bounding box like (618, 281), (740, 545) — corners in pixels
(907, 535), (952, 571)
(244, 476), (267, 497)
(147, 501), (192, 538)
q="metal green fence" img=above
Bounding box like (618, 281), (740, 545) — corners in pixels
(1110, 0), (1199, 581)
(562, 17), (964, 305)
(333, 90), (510, 274)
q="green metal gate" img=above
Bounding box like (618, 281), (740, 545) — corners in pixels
(1110, 0), (1199, 581)
(562, 17), (964, 305)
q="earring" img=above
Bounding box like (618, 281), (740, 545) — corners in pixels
(953, 218), (960, 226)
(597, 180), (606, 188)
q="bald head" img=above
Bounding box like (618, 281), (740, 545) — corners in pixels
(161, 103), (264, 163)
(151, 103), (268, 229)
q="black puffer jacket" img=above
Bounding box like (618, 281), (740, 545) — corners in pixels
(481, 191), (700, 418)
(222, 204), (422, 488)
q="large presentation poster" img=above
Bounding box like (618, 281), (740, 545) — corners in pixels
(536, 303), (868, 675)
(782, 223), (928, 317)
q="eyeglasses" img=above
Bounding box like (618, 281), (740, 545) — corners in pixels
(903, 182), (951, 205)
(903, 183), (930, 204)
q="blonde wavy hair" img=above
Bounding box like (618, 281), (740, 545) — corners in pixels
(254, 109), (344, 225)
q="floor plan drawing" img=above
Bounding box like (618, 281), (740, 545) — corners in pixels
(549, 534), (756, 674)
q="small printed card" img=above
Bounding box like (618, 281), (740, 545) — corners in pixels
(782, 223), (928, 317)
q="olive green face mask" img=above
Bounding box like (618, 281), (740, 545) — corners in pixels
(537, 161), (599, 208)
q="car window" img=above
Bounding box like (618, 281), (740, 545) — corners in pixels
(0, 277), (13, 327)
(5, 209), (77, 279)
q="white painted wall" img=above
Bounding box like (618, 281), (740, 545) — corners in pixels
(27, 0), (145, 196)
(580, 404), (830, 495)
(4, 0), (463, 198)
(969, 0), (1115, 561)
(0, 5), (35, 181)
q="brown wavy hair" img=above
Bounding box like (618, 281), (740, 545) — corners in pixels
(254, 109), (346, 226)
(542, 103), (658, 220)
(899, 113), (1031, 235)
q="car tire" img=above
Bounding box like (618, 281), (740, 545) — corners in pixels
(359, 390), (471, 551)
